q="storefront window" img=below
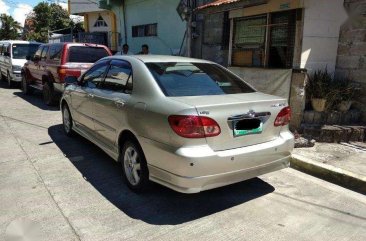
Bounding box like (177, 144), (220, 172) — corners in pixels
(232, 10), (297, 68)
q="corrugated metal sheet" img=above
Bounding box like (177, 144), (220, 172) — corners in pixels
(196, 0), (242, 11)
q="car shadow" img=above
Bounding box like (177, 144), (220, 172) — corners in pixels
(12, 91), (59, 111)
(48, 124), (275, 225)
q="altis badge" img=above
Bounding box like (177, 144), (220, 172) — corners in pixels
(271, 103), (286, 107)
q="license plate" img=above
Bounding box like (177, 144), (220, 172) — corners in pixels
(232, 119), (263, 137)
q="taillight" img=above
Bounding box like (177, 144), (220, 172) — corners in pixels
(58, 67), (81, 82)
(168, 115), (221, 138)
(274, 107), (291, 126)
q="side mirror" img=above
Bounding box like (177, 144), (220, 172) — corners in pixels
(33, 56), (40, 62)
(4, 52), (10, 57)
(64, 76), (78, 86)
(26, 55), (31, 61)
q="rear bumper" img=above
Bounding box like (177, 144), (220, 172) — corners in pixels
(140, 131), (294, 193)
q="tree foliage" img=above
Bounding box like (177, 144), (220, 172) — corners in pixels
(26, 2), (82, 42)
(0, 14), (22, 40)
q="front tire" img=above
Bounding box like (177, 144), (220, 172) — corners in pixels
(62, 104), (74, 137)
(43, 81), (56, 106)
(120, 139), (149, 192)
(7, 72), (13, 88)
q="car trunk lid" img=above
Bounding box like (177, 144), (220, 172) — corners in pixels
(170, 92), (288, 151)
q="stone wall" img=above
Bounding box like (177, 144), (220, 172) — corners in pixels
(335, 0), (366, 122)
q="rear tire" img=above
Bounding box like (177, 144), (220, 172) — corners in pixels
(21, 74), (33, 95)
(119, 139), (149, 192)
(62, 104), (74, 137)
(43, 81), (56, 106)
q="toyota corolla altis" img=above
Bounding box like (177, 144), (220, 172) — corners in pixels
(60, 55), (294, 193)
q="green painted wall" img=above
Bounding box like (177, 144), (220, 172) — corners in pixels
(111, 0), (186, 55)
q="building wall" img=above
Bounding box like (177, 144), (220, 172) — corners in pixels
(300, 0), (347, 73)
(111, 0), (186, 55)
(335, 0), (366, 122)
(69, 0), (101, 14)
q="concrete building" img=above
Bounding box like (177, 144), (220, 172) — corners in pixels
(68, 0), (119, 51)
(195, 0), (366, 129)
(98, 0), (186, 55)
(335, 0), (366, 122)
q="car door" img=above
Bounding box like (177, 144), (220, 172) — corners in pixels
(39, 46), (49, 82)
(92, 60), (133, 148)
(70, 62), (109, 134)
(28, 46), (43, 82)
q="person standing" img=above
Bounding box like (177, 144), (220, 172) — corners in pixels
(115, 44), (132, 55)
(138, 44), (150, 55)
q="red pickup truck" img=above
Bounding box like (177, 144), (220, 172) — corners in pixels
(21, 42), (112, 105)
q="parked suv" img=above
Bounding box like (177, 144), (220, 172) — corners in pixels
(21, 42), (112, 105)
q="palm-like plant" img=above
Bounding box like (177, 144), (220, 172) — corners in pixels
(0, 14), (22, 40)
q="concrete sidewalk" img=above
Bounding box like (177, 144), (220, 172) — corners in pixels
(292, 142), (366, 194)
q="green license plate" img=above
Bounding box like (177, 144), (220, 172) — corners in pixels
(233, 120), (263, 137)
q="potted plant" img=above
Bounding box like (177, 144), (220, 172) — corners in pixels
(334, 77), (359, 112)
(307, 68), (333, 112)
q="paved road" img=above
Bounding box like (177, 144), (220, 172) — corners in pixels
(0, 83), (365, 241)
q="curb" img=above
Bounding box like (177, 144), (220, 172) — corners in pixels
(291, 154), (366, 195)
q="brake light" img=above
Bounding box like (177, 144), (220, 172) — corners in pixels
(168, 115), (221, 138)
(58, 66), (81, 82)
(274, 107), (291, 126)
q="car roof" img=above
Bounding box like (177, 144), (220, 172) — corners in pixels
(0, 40), (41, 44)
(41, 42), (108, 48)
(113, 55), (213, 64)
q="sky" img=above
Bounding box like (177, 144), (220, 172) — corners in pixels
(0, 0), (80, 27)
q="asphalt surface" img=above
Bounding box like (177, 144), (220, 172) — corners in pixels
(0, 82), (365, 241)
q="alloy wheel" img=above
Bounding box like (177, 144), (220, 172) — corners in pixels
(63, 106), (71, 133)
(123, 146), (141, 186)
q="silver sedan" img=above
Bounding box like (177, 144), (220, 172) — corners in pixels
(60, 55), (294, 193)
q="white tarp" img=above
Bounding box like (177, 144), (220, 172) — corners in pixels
(229, 67), (292, 100)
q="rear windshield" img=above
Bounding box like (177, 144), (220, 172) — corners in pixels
(12, 44), (40, 59)
(68, 46), (109, 63)
(145, 62), (255, 96)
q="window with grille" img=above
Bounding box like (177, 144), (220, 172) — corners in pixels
(232, 10), (297, 68)
(132, 23), (158, 37)
(94, 15), (108, 27)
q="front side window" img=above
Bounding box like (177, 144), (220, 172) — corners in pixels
(103, 60), (132, 92)
(145, 62), (255, 97)
(12, 44), (40, 59)
(82, 63), (109, 88)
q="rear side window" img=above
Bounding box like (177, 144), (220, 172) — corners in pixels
(67, 46), (109, 63)
(103, 60), (132, 92)
(145, 62), (255, 97)
(49, 45), (63, 61)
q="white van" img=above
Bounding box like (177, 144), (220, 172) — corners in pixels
(0, 40), (41, 87)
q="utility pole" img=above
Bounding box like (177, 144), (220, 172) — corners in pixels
(186, 0), (192, 57)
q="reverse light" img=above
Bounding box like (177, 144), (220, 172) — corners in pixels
(168, 115), (221, 138)
(274, 106), (291, 127)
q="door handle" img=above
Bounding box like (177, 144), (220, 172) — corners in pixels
(87, 93), (94, 98)
(114, 100), (125, 108)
